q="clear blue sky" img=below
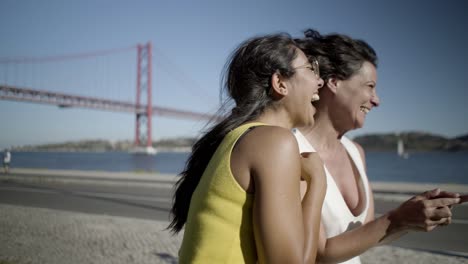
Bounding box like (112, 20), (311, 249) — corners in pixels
(0, 0), (467, 149)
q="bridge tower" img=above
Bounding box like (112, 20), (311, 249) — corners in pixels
(134, 42), (156, 154)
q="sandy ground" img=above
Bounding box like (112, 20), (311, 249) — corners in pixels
(1, 204), (467, 264)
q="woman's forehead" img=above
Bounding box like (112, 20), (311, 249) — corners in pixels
(293, 49), (309, 66)
(358, 62), (377, 80)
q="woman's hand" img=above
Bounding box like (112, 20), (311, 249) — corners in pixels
(458, 194), (468, 204)
(388, 188), (461, 232)
(300, 152), (326, 198)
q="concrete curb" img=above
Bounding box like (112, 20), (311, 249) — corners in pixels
(372, 182), (468, 195)
(2, 168), (468, 194)
(0, 168), (177, 188)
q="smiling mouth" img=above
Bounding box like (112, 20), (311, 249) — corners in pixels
(311, 94), (320, 103)
(360, 106), (370, 113)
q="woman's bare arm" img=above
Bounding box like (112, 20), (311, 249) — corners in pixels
(247, 126), (325, 263)
(300, 152), (327, 262)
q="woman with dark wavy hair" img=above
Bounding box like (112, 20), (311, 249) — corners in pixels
(169, 33), (326, 263)
(295, 29), (463, 264)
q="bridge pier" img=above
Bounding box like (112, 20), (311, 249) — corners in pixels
(134, 42), (155, 154)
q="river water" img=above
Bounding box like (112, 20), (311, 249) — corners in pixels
(8, 151), (468, 184)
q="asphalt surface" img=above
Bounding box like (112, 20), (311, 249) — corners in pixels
(0, 180), (172, 221)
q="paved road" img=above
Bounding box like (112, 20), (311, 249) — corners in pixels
(1, 179), (467, 255)
(0, 180), (172, 221)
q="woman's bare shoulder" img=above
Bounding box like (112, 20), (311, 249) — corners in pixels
(234, 126), (300, 177)
(240, 125), (298, 154)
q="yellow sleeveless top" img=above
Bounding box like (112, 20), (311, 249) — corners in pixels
(178, 122), (266, 264)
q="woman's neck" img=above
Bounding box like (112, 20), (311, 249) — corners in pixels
(302, 108), (349, 152)
(253, 107), (294, 130)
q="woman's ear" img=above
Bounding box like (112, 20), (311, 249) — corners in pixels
(326, 77), (340, 94)
(270, 72), (288, 97)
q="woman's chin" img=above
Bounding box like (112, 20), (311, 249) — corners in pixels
(354, 120), (365, 130)
(300, 117), (315, 128)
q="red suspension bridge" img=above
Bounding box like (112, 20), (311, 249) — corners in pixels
(0, 43), (217, 153)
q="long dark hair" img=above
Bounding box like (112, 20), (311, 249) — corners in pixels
(168, 34), (299, 233)
(296, 29), (378, 81)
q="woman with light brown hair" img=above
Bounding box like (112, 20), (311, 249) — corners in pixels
(295, 29), (464, 264)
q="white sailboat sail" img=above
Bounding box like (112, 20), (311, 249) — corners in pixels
(397, 137), (409, 159)
(398, 138), (404, 156)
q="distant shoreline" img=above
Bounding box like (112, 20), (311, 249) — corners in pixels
(9, 148), (468, 154)
(7, 131), (468, 153)
(6, 130), (468, 153)
(9, 147), (192, 153)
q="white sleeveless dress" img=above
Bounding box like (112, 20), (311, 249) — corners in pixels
(293, 129), (371, 264)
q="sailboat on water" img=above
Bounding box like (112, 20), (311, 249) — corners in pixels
(397, 137), (409, 159)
